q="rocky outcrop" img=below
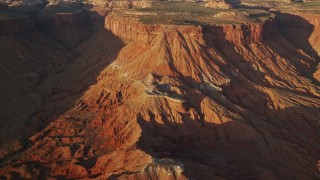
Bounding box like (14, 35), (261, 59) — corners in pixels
(82, 14), (320, 179)
(105, 13), (277, 46)
(105, 0), (155, 9)
(105, 13), (163, 45)
(205, 0), (232, 9)
(1, 8), (320, 180)
(106, 0), (133, 9)
(203, 18), (277, 46)
(132, 0), (154, 8)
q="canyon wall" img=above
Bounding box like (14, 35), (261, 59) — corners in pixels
(277, 12), (320, 81)
(278, 12), (320, 54)
(0, 11), (92, 48)
(203, 18), (277, 46)
(0, 17), (37, 36)
(105, 13), (277, 46)
(36, 11), (92, 47)
(297, 13), (320, 54)
(36, 12), (90, 29)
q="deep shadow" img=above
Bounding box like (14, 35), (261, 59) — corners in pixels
(136, 103), (320, 179)
(277, 13), (319, 58)
(35, 7), (93, 50)
(134, 14), (320, 179)
(0, 7), (124, 171)
(276, 12), (320, 85)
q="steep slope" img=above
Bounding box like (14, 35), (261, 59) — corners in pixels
(0, 11), (98, 161)
(277, 12), (320, 81)
(0, 21), (74, 159)
(0, 11), (320, 179)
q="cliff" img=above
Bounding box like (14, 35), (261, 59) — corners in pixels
(278, 12), (320, 52)
(0, 17), (37, 36)
(0, 11), (92, 48)
(205, 0), (233, 9)
(203, 18), (277, 46)
(296, 13), (320, 53)
(36, 11), (92, 47)
(277, 12), (320, 81)
(105, 13), (277, 46)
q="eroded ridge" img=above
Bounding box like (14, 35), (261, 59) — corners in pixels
(0, 3), (320, 180)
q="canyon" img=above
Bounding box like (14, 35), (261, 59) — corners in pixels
(0, 1), (320, 179)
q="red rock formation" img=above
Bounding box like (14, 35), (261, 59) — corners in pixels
(0, 10), (319, 180)
(298, 13), (320, 52)
(105, 13), (277, 46)
(277, 12), (320, 82)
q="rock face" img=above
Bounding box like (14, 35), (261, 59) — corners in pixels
(105, 0), (155, 9)
(205, 0), (233, 9)
(0, 9), (320, 180)
(106, 0), (133, 9)
(0, 17), (37, 36)
(132, 0), (154, 8)
(105, 13), (277, 46)
(0, 11), (92, 45)
(278, 12), (320, 53)
(277, 12), (320, 81)
(203, 18), (277, 45)
(36, 11), (92, 48)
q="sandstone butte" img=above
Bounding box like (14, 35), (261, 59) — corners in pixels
(0, 1), (320, 179)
